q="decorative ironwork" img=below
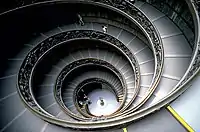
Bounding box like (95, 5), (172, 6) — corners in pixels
(192, 0), (200, 15)
(16, 0), (167, 129)
(75, 78), (119, 98)
(176, 47), (200, 88)
(18, 29), (140, 119)
(17, 0), (165, 118)
(74, 78), (121, 118)
(163, 0), (200, 92)
(54, 58), (127, 120)
(91, 0), (163, 70)
(90, 0), (164, 111)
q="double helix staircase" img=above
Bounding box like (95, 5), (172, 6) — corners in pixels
(0, 0), (199, 131)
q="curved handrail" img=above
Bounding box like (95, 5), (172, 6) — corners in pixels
(55, 58), (127, 120)
(12, 0), (200, 130)
(15, 0), (162, 129)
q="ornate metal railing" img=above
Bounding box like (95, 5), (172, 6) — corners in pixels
(55, 58), (127, 120)
(143, 0), (195, 48)
(14, 0), (200, 130)
(90, 0), (164, 113)
(16, 0), (165, 129)
(193, 0), (200, 15)
(74, 78), (120, 118)
(17, 29), (141, 126)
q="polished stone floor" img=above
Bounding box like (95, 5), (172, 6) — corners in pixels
(87, 88), (120, 116)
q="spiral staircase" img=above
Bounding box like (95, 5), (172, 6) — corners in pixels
(0, 0), (200, 131)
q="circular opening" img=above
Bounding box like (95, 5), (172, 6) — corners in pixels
(77, 82), (121, 116)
